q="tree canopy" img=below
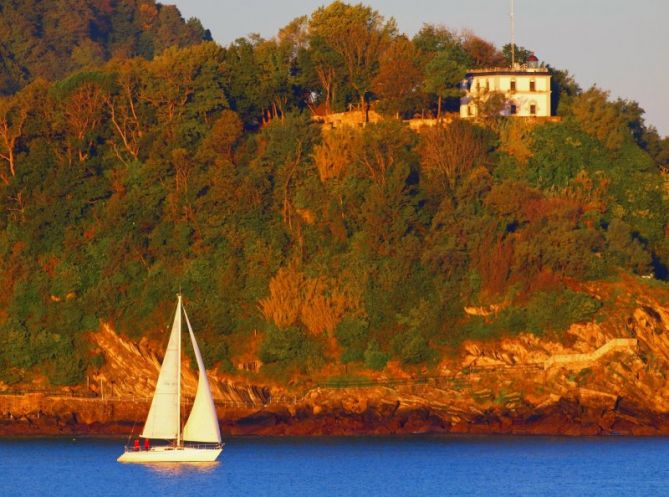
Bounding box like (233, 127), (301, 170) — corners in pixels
(0, 0), (211, 95)
(0, 1), (667, 387)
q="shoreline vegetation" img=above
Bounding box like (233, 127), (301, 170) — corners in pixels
(1, 1), (669, 437)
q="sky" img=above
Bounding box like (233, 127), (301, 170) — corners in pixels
(172, 0), (669, 137)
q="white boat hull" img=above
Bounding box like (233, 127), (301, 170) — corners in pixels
(117, 445), (223, 463)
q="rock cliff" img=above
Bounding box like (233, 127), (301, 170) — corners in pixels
(2, 275), (669, 437)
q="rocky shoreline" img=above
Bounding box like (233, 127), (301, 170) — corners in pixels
(3, 392), (669, 438)
(3, 276), (669, 439)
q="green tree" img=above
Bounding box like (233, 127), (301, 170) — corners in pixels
(373, 36), (423, 118)
(423, 52), (466, 119)
(0, 0), (210, 95)
(502, 43), (534, 66)
(569, 87), (628, 150)
(308, 1), (397, 121)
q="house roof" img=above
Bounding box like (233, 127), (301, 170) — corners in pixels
(466, 67), (550, 77)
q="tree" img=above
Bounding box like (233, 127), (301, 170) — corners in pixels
(141, 43), (228, 137)
(0, 0), (210, 95)
(259, 263), (360, 336)
(569, 87), (627, 150)
(106, 59), (145, 162)
(312, 127), (357, 182)
(50, 72), (111, 163)
(223, 37), (265, 127)
(352, 121), (416, 185)
(255, 38), (299, 123)
(0, 94), (29, 182)
(300, 27), (344, 115)
(372, 36), (423, 118)
(413, 24), (459, 54)
(462, 32), (504, 67)
(413, 24), (471, 67)
(641, 129), (669, 171)
(418, 120), (490, 195)
(502, 43), (534, 66)
(423, 51), (466, 120)
(547, 65), (581, 115)
(605, 218), (653, 275)
(308, 1), (396, 122)
(413, 24), (471, 117)
(201, 110), (244, 162)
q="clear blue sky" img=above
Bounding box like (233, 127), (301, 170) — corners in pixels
(172, 0), (669, 137)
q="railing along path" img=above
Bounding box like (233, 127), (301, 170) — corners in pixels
(0, 339), (638, 408)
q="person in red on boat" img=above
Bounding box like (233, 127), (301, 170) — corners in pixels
(133, 439), (140, 451)
(144, 439), (150, 451)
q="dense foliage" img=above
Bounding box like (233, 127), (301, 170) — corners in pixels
(0, 0), (210, 94)
(0, 1), (668, 385)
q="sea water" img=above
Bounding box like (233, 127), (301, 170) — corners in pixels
(2, 436), (668, 497)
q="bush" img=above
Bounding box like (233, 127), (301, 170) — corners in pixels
(0, 365), (24, 385)
(48, 350), (86, 386)
(90, 353), (105, 370)
(391, 329), (433, 365)
(335, 317), (369, 364)
(525, 289), (602, 334)
(364, 340), (389, 371)
(458, 317), (496, 342)
(457, 288), (602, 343)
(259, 326), (324, 371)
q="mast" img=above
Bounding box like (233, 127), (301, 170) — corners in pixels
(176, 294), (182, 447)
(510, 0), (515, 68)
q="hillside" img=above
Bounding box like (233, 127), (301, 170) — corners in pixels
(1, 2), (669, 436)
(3, 275), (669, 436)
(0, 0), (210, 94)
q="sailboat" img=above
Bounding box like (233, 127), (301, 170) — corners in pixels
(118, 295), (223, 463)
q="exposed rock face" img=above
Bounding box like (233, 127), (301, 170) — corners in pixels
(2, 276), (669, 437)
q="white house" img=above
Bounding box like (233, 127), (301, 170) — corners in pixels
(460, 54), (551, 118)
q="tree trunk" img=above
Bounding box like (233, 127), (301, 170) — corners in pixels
(360, 94), (368, 123)
(437, 95), (442, 121)
(7, 146), (14, 178)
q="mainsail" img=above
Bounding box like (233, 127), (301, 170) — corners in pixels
(141, 298), (182, 440)
(182, 307), (222, 444)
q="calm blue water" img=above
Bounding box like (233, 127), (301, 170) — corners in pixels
(3, 436), (669, 496)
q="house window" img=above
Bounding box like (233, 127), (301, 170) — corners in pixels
(510, 80), (516, 92)
(530, 80), (536, 92)
(510, 104), (517, 115)
(530, 104), (537, 115)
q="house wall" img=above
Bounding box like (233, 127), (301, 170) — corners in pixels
(461, 71), (552, 118)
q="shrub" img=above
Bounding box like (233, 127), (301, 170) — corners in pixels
(335, 317), (369, 363)
(458, 288), (602, 343)
(48, 350), (87, 386)
(391, 329), (433, 365)
(525, 289), (602, 335)
(90, 353), (105, 370)
(259, 326), (324, 372)
(364, 340), (389, 371)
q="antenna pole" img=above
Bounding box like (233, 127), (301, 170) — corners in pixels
(510, 0), (515, 67)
